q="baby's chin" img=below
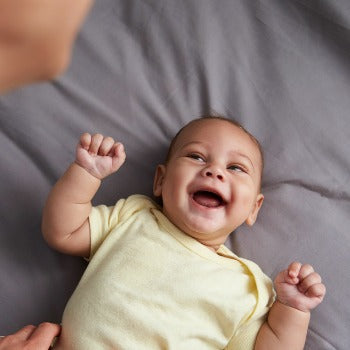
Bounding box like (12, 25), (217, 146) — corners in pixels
(186, 211), (231, 233)
(181, 221), (230, 244)
(164, 205), (232, 241)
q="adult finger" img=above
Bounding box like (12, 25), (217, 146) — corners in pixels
(15, 325), (37, 341)
(28, 323), (61, 348)
(0, 325), (36, 346)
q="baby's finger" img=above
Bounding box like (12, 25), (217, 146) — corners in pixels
(305, 283), (326, 300)
(298, 264), (315, 280)
(298, 271), (322, 294)
(277, 268), (298, 285)
(79, 132), (92, 150)
(89, 133), (104, 155)
(287, 261), (302, 281)
(111, 142), (125, 157)
(111, 143), (126, 171)
(99, 136), (116, 156)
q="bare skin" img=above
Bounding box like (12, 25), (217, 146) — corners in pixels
(42, 121), (326, 349)
(0, 1), (92, 346)
(0, 323), (60, 350)
(256, 262), (325, 349)
(0, 0), (93, 93)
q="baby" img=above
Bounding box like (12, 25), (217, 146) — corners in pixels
(42, 116), (326, 349)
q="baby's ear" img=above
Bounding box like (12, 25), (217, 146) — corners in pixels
(245, 193), (264, 226)
(153, 164), (166, 197)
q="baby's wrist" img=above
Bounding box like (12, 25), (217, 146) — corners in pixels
(73, 161), (102, 181)
(73, 161), (103, 180)
(275, 299), (311, 314)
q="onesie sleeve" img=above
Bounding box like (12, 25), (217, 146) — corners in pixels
(88, 195), (157, 259)
(88, 198), (126, 259)
(220, 247), (276, 350)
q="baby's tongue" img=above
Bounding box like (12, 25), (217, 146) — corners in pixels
(193, 191), (221, 208)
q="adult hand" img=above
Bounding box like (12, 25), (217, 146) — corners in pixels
(0, 323), (60, 350)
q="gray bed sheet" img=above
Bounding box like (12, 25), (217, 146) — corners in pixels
(1, 1), (349, 349)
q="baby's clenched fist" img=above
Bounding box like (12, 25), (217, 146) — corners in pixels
(274, 262), (326, 313)
(75, 133), (126, 179)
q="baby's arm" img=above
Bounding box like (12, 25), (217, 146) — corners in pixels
(255, 262), (326, 350)
(42, 133), (126, 257)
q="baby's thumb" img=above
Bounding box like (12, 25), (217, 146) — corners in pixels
(111, 143), (126, 171)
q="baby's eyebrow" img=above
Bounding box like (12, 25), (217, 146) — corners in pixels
(228, 151), (255, 170)
(178, 141), (206, 152)
(181, 141), (204, 148)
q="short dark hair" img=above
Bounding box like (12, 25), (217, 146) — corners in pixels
(165, 115), (264, 187)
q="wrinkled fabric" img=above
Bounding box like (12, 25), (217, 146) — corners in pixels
(0, 1), (349, 349)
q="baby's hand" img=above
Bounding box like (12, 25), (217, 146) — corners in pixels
(75, 133), (126, 179)
(274, 262), (326, 313)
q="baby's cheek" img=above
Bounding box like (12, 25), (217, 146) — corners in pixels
(235, 184), (256, 205)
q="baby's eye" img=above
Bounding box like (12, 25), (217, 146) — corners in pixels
(228, 165), (246, 173)
(187, 153), (205, 162)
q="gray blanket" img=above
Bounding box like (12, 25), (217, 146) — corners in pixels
(1, 1), (349, 349)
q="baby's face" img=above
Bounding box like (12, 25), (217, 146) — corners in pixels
(153, 119), (264, 250)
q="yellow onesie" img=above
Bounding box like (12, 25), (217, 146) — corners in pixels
(54, 195), (274, 350)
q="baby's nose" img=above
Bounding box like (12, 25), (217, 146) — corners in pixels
(203, 166), (224, 181)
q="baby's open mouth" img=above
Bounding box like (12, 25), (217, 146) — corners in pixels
(192, 191), (226, 208)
